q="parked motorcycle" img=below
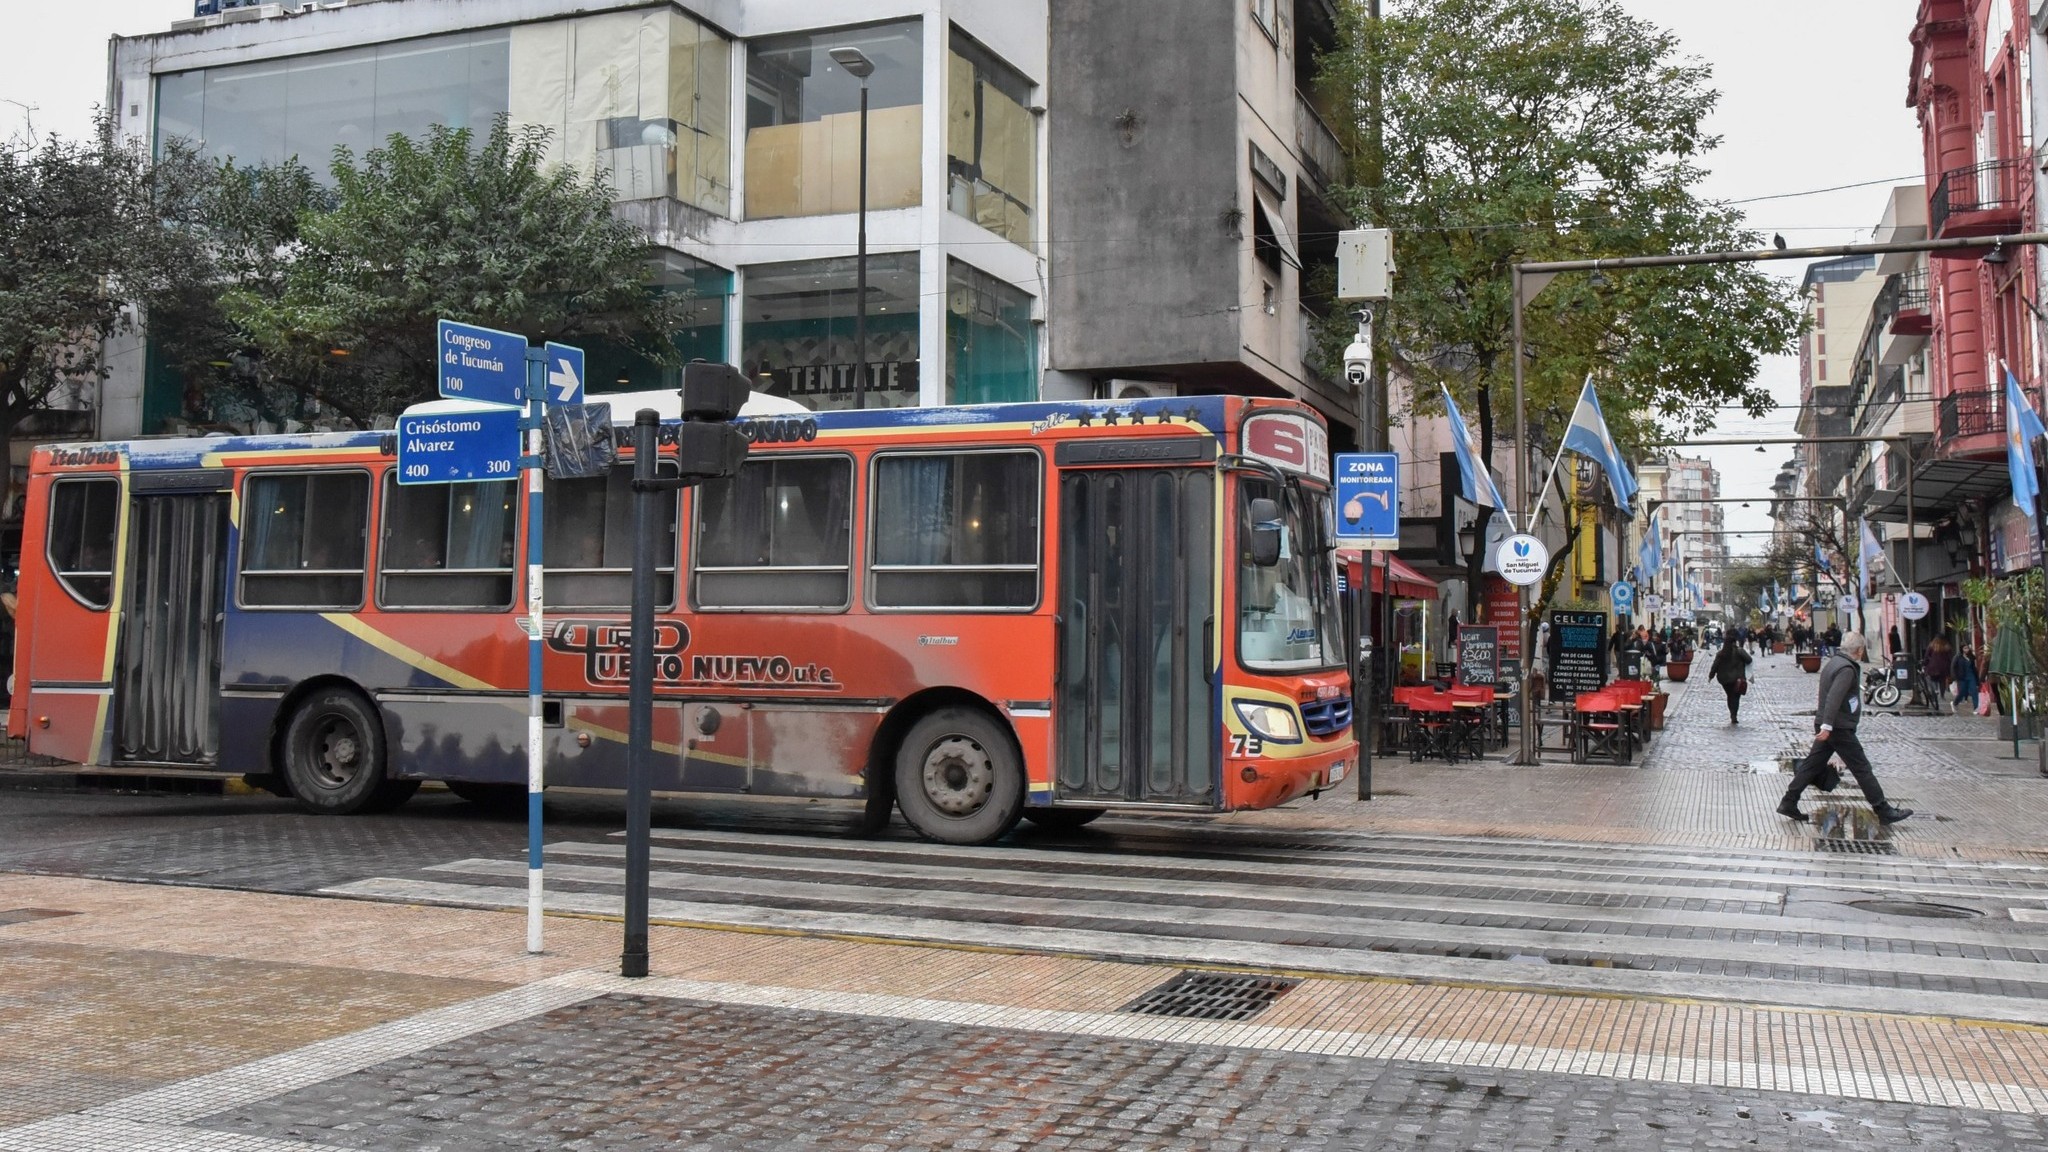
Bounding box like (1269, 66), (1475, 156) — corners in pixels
(1864, 661), (1901, 708)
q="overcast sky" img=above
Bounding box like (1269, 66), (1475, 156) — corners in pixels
(8, 1), (1927, 552)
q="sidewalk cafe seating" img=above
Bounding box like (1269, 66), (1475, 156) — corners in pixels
(1446, 684), (1500, 756)
(1391, 686), (1461, 763)
(1609, 679), (1656, 745)
(1570, 690), (1633, 764)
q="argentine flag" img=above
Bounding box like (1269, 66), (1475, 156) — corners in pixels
(1638, 517), (1662, 576)
(1440, 384), (1509, 511)
(1561, 379), (1638, 514)
(1859, 518), (1883, 597)
(2006, 368), (2046, 517)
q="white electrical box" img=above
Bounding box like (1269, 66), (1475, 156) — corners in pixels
(1337, 228), (1395, 300)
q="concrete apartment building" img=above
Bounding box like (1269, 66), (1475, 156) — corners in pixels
(96, 0), (1355, 441)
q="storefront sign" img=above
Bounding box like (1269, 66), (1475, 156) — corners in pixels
(1456, 625), (1500, 687)
(1546, 610), (1608, 702)
(776, 359), (920, 401)
(1481, 576), (1523, 659)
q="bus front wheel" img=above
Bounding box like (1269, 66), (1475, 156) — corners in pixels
(281, 689), (413, 815)
(894, 708), (1024, 845)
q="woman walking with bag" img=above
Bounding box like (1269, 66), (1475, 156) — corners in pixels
(1710, 634), (1752, 724)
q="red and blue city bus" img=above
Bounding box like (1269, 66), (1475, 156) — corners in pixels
(11, 393), (1354, 844)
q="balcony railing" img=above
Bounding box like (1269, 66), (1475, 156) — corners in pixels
(1931, 157), (2027, 235)
(1295, 91), (1345, 188)
(1939, 388), (2001, 442)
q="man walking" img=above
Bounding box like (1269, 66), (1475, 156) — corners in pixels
(1779, 632), (1912, 825)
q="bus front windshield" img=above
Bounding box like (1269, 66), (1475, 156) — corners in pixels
(1237, 476), (1343, 671)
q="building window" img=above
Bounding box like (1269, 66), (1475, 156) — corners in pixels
(47, 478), (121, 610)
(947, 30), (1035, 246)
(870, 451), (1040, 610)
(543, 462), (676, 608)
(378, 476), (516, 610)
(592, 255), (734, 394)
(745, 20), (923, 220)
(153, 30), (509, 173)
(240, 471), (370, 608)
(693, 456), (853, 610)
(946, 261), (1035, 404)
(508, 10), (733, 213)
(742, 253), (921, 410)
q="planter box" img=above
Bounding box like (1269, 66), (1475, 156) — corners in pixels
(2000, 714), (2045, 742)
(1665, 660), (1691, 683)
(1772, 642), (1788, 654)
(1798, 653), (1822, 673)
(1648, 691), (1669, 730)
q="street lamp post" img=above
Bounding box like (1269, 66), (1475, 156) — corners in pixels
(829, 47), (876, 409)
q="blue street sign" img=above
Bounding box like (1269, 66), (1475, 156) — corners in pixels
(437, 319), (527, 407)
(1611, 581), (1635, 611)
(396, 407), (524, 485)
(543, 342), (585, 405)
(1332, 452), (1400, 547)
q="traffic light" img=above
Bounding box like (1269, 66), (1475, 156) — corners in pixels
(675, 361), (750, 482)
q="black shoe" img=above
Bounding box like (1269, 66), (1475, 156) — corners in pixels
(1777, 800), (1809, 823)
(1876, 804), (1914, 825)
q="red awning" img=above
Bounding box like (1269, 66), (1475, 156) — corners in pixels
(1343, 551), (1438, 598)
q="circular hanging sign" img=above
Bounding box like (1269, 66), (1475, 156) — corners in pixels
(1494, 533), (1550, 587)
(1898, 591), (1931, 621)
(1838, 592), (1858, 613)
(1610, 581), (1635, 610)
(1644, 594), (1663, 612)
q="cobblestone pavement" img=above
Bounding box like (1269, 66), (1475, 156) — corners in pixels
(7, 875), (2048, 1150)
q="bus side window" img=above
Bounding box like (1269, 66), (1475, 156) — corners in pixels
(870, 451), (1040, 610)
(693, 456), (852, 610)
(241, 471), (370, 609)
(48, 477), (121, 609)
(543, 462), (677, 609)
(378, 475), (517, 610)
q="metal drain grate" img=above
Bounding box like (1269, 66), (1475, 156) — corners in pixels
(0, 908), (78, 927)
(1849, 899), (1983, 919)
(1122, 970), (1299, 1021)
(1814, 838), (1898, 855)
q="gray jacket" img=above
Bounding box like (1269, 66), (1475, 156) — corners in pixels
(1814, 651), (1862, 733)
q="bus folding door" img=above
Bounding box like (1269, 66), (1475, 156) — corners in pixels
(1055, 468), (1216, 805)
(116, 487), (231, 765)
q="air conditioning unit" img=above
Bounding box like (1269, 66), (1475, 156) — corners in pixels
(1107, 379), (1176, 401)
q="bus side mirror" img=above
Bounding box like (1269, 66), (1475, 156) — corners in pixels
(1248, 497), (1283, 567)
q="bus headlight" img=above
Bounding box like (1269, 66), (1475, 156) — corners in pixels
(1231, 700), (1301, 743)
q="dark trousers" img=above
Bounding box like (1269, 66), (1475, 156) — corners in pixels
(1783, 728), (1889, 809)
(1721, 680), (1741, 720)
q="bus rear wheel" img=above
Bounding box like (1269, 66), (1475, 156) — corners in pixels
(894, 708), (1024, 845)
(281, 689), (411, 815)
(1021, 808), (1105, 831)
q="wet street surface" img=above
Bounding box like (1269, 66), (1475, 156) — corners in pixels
(8, 649), (2048, 1148)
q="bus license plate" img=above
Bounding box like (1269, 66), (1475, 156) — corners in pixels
(1326, 760), (1348, 785)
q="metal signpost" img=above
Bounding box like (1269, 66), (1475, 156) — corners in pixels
(422, 318), (583, 956)
(620, 363), (752, 979)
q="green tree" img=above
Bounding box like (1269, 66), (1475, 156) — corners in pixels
(1318, 0), (1799, 471)
(0, 120), (212, 497)
(225, 120), (691, 427)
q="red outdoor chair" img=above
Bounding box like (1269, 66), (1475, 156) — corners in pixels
(1572, 690), (1633, 765)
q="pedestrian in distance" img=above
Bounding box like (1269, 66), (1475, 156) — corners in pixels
(1779, 632), (1913, 825)
(1709, 634), (1751, 724)
(1921, 633), (1955, 715)
(1953, 641), (1981, 712)
(1822, 623), (1841, 657)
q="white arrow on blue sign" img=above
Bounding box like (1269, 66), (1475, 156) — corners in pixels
(1332, 452), (1399, 548)
(437, 319), (528, 407)
(396, 408), (524, 485)
(544, 342), (585, 405)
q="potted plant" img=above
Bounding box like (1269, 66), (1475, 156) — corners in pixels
(1665, 655), (1691, 682)
(1648, 689), (1670, 730)
(1798, 650), (1822, 673)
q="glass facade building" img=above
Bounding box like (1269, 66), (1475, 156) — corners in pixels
(127, 3), (1043, 433)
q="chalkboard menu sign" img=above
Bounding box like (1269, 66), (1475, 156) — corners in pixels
(1546, 611), (1609, 702)
(1456, 626), (1500, 687)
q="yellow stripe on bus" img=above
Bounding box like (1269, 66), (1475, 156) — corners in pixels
(318, 614), (497, 692)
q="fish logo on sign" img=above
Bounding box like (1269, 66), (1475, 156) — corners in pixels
(1514, 540), (1532, 557)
